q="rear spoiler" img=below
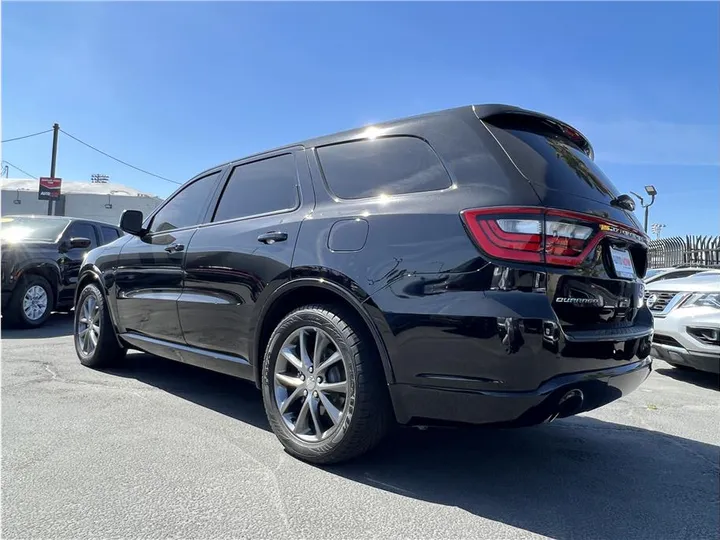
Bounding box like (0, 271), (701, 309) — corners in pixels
(472, 104), (595, 160)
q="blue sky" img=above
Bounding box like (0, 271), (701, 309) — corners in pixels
(2, 2), (718, 237)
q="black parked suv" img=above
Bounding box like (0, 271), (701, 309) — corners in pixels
(1, 215), (123, 328)
(73, 104), (654, 463)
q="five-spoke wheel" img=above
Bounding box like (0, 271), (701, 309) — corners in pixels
(274, 327), (349, 442)
(74, 283), (126, 368)
(77, 293), (103, 356)
(262, 304), (392, 464)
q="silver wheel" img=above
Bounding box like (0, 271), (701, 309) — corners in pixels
(77, 295), (101, 356)
(273, 326), (350, 442)
(22, 285), (48, 321)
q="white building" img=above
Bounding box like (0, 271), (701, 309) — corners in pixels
(1, 178), (164, 225)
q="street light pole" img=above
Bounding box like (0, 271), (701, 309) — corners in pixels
(630, 185), (658, 233)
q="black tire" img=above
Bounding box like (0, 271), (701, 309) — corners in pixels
(262, 304), (392, 464)
(5, 274), (54, 328)
(74, 283), (127, 368)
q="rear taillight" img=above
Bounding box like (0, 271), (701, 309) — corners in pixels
(461, 207), (637, 267)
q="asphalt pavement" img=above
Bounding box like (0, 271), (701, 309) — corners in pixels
(2, 313), (719, 539)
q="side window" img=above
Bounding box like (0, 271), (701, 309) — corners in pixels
(100, 226), (121, 245)
(149, 172), (220, 233)
(67, 222), (98, 250)
(213, 154), (299, 222)
(316, 136), (452, 200)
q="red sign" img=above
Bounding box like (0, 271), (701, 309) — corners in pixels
(38, 177), (62, 200)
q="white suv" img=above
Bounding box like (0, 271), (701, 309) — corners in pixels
(645, 270), (720, 374)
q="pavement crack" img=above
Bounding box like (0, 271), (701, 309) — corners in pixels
(43, 364), (58, 380)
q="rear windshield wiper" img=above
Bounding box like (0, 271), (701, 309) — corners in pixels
(610, 194), (636, 212)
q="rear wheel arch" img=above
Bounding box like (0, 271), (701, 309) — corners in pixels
(253, 278), (396, 389)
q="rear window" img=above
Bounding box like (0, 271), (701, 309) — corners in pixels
(485, 116), (621, 204)
(317, 136), (452, 200)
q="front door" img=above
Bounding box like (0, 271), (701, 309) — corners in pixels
(178, 149), (313, 360)
(114, 170), (223, 343)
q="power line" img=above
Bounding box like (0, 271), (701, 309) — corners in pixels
(59, 129), (180, 185)
(1, 129), (53, 144)
(1, 159), (38, 179)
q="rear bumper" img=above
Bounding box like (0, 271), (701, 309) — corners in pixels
(368, 274), (654, 426)
(651, 343), (720, 374)
(389, 357), (652, 426)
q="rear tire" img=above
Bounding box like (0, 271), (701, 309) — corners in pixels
(5, 274), (54, 328)
(262, 304), (392, 464)
(74, 284), (127, 368)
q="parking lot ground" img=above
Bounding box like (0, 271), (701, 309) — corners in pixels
(2, 313), (719, 540)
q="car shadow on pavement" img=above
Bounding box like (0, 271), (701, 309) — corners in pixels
(656, 366), (720, 391)
(105, 353), (719, 539)
(328, 418), (720, 540)
(107, 352), (271, 433)
(0, 312), (74, 340)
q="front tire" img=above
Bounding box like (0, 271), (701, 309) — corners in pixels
(74, 284), (126, 368)
(5, 274), (54, 328)
(262, 304), (392, 464)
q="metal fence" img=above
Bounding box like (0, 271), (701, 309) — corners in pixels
(648, 235), (720, 269)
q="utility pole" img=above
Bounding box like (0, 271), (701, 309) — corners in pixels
(47, 123), (60, 216)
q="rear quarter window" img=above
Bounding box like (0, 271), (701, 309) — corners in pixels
(316, 136), (452, 200)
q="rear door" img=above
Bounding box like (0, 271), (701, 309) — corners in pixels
(114, 171), (222, 343)
(179, 148), (313, 361)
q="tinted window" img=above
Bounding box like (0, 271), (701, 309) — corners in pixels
(100, 226), (121, 245)
(213, 154), (299, 222)
(150, 172), (219, 233)
(486, 118), (621, 204)
(317, 136), (452, 199)
(67, 222), (98, 250)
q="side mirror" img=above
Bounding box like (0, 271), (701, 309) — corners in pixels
(68, 237), (92, 249)
(120, 210), (145, 236)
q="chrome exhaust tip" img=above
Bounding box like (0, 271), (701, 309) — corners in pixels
(557, 388), (585, 418)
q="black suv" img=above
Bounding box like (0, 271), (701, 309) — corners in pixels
(73, 105), (653, 464)
(1, 215), (123, 328)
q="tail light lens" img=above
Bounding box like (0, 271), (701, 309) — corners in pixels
(461, 207), (637, 267)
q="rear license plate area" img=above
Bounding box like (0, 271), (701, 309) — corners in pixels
(609, 246), (636, 280)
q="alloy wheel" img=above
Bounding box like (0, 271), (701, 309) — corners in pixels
(77, 295), (101, 355)
(22, 285), (48, 321)
(273, 326), (350, 442)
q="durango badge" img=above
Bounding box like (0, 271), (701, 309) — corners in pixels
(556, 297), (604, 306)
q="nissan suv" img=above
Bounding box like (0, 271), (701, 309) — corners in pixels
(646, 270), (720, 374)
(72, 104), (654, 464)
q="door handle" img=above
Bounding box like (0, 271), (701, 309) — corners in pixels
(257, 231), (288, 244)
(164, 243), (185, 253)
